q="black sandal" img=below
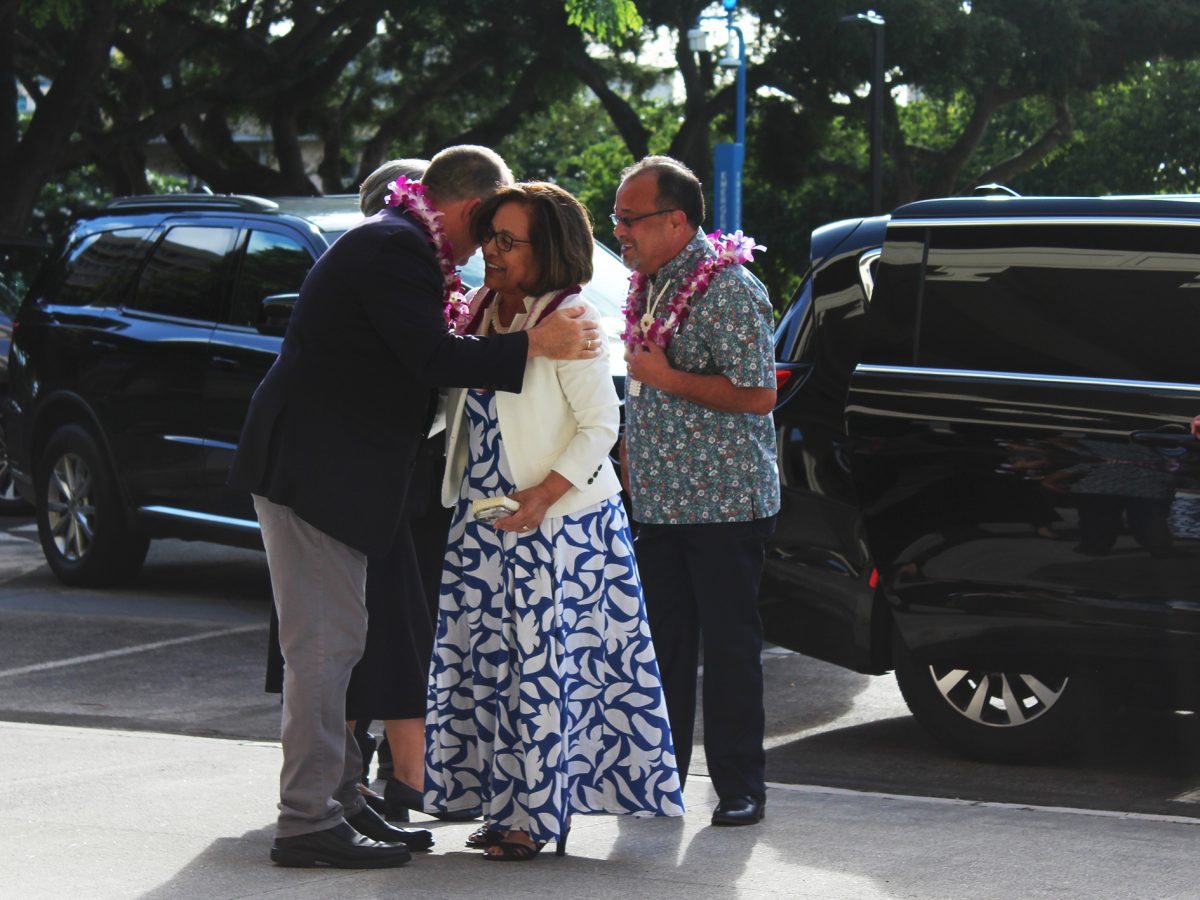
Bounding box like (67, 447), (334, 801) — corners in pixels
(483, 839), (547, 861)
(481, 828), (569, 861)
(465, 825), (504, 849)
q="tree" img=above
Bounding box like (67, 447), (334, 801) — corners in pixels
(0, 0), (132, 239)
(0, 0), (642, 238)
(1015, 59), (1200, 195)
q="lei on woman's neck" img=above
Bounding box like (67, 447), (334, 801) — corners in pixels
(384, 176), (470, 332)
(620, 230), (765, 350)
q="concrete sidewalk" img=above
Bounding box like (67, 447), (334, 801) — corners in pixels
(3, 721), (1200, 899)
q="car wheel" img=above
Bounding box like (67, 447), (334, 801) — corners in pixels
(35, 424), (149, 586)
(891, 627), (1098, 762)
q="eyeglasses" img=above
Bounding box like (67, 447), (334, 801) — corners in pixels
(609, 208), (680, 229)
(482, 227), (532, 253)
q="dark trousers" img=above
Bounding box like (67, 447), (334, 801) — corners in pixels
(635, 515), (776, 802)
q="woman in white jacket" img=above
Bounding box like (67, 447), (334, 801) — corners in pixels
(425, 183), (683, 862)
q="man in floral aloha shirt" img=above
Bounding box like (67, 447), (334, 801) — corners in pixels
(615, 156), (779, 827)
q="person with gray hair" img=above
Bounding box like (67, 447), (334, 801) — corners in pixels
(358, 158), (429, 215)
(345, 154), (478, 826)
(229, 144), (601, 870)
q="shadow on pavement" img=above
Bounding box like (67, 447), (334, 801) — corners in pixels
(765, 705), (1200, 818)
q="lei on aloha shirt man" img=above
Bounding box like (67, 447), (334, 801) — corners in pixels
(228, 145), (602, 870)
(615, 155), (779, 827)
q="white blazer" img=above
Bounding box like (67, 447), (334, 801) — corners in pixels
(441, 287), (623, 518)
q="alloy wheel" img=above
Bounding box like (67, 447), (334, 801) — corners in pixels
(929, 666), (1069, 728)
(45, 451), (96, 562)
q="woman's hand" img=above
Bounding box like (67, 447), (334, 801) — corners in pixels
(493, 471), (572, 534)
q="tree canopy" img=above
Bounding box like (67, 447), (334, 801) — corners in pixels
(5, 0), (1200, 299)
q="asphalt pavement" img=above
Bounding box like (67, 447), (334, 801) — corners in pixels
(3, 521), (1200, 897)
(4, 720), (1200, 899)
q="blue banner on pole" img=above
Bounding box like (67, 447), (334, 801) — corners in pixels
(713, 142), (744, 233)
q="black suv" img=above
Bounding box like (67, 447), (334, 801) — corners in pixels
(765, 195), (1200, 761)
(3, 193), (629, 587)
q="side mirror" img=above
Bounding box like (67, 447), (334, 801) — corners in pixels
(258, 293), (298, 336)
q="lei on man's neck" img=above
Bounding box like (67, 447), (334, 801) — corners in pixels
(384, 176), (470, 333)
(620, 229), (765, 351)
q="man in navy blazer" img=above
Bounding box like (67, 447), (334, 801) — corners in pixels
(229, 145), (601, 869)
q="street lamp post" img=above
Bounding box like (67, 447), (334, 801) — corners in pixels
(688, 0), (747, 232)
(840, 10), (886, 214)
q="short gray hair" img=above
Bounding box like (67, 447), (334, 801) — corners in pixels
(358, 158), (429, 215)
(423, 145), (514, 204)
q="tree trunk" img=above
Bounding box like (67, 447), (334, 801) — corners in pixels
(0, 4), (16, 172)
(0, 0), (117, 239)
(271, 110), (317, 195)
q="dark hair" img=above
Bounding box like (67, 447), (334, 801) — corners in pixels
(620, 155), (705, 228)
(472, 182), (594, 296)
(423, 145), (513, 203)
(358, 158), (428, 215)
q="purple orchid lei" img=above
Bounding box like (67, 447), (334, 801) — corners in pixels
(384, 175), (470, 333)
(621, 229), (766, 350)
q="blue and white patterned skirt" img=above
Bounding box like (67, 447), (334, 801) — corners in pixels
(424, 390), (684, 842)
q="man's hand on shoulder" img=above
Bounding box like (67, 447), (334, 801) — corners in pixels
(527, 307), (602, 360)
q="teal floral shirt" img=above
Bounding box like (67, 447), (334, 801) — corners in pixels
(625, 230), (780, 525)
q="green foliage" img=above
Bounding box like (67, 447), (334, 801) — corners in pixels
(493, 93), (681, 255)
(1015, 60), (1200, 195)
(29, 166), (112, 245)
(565, 0), (644, 45)
(20, 0), (164, 28)
(14, 0), (1200, 299)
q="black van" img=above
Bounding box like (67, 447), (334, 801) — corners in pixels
(4, 194), (630, 588)
(765, 196), (1200, 761)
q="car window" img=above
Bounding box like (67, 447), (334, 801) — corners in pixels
(229, 230), (314, 327)
(41, 228), (151, 308)
(917, 223), (1200, 384)
(128, 226), (237, 322)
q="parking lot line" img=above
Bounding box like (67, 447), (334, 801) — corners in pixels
(0, 623), (265, 680)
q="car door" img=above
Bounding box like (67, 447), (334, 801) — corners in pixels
(846, 217), (1200, 677)
(200, 222), (323, 524)
(105, 221), (239, 515)
(761, 217), (885, 672)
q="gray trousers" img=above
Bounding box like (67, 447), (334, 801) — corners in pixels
(253, 495), (369, 838)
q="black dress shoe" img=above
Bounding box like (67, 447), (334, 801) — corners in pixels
(361, 787), (405, 820)
(384, 778), (482, 822)
(346, 804), (435, 851)
(270, 822), (411, 868)
(711, 796), (766, 826)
